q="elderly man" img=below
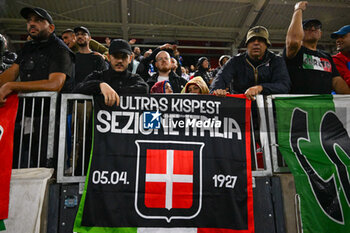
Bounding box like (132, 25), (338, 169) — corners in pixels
(74, 39), (148, 106)
(331, 25), (350, 86)
(211, 26), (290, 99)
(0, 7), (74, 105)
(284, 1), (350, 94)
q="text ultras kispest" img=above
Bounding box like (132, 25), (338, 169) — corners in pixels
(96, 96), (242, 140)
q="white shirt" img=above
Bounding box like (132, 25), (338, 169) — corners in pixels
(157, 75), (169, 82)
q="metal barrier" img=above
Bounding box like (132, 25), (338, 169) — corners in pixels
(57, 94), (93, 183)
(56, 94), (274, 184)
(13, 92), (57, 168)
(254, 95), (273, 177)
(265, 95), (289, 173)
(265, 95), (316, 173)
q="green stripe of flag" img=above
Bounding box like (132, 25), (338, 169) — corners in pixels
(0, 220), (5, 231)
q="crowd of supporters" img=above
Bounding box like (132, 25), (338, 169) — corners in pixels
(0, 1), (350, 104)
(0, 1), (349, 172)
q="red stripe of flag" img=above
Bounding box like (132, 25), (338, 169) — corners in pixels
(0, 94), (19, 220)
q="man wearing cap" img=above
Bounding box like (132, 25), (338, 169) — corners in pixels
(0, 7), (74, 106)
(211, 26), (290, 99)
(74, 26), (106, 87)
(331, 25), (350, 87)
(74, 39), (148, 106)
(61, 28), (108, 55)
(284, 1), (350, 94)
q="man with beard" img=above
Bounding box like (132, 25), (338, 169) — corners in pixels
(284, 1), (350, 94)
(61, 28), (108, 56)
(211, 26), (290, 100)
(0, 7), (74, 105)
(331, 25), (350, 87)
(146, 50), (187, 93)
(74, 39), (148, 106)
(74, 26), (106, 87)
(70, 26), (107, 173)
(0, 7), (74, 168)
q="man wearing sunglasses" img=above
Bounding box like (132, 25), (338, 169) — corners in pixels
(284, 1), (350, 94)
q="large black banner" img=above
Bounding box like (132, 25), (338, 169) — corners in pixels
(74, 94), (254, 233)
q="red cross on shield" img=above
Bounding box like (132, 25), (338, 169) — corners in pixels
(134, 140), (204, 223)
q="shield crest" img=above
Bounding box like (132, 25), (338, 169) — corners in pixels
(135, 140), (204, 223)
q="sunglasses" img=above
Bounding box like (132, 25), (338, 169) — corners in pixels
(303, 24), (322, 30)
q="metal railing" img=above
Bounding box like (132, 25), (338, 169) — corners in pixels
(265, 95), (317, 173)
(254, 95), (273, 176)
(14, 92), (57, 168)
(57, 94), (93, 183)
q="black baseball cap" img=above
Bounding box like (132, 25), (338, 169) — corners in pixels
(20, 7), (54, 25)
(62, 28), (74, 35)
(109, 39), (132, 55)
(302, 19), (322, 29)
(74, 26), (90, 36)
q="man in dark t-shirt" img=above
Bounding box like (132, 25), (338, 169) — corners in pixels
(0, 7), (74, 105)
(284, 1), (350, 94)
(73, 26), (106, 87)
(283, 46), (339, 94)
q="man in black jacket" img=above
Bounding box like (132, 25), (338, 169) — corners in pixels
(74, 39), (148, 106)
(210, 26), (291, 100)
(147, 50), (187, 93)
(137, 44), (187, 93)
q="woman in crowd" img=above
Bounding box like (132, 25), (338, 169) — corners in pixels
(150, 80), (173, 94)
(181, 76), (209, 94)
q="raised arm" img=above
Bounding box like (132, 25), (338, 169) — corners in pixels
(285, 1), (307, 59)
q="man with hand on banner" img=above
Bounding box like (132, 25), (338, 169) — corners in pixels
(284, 1), (350, 94)
(210, 26), (291, 100)
(74, 39), (148, 106)
(0, 7), (74, 106)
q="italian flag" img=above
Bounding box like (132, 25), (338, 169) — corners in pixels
(275, 95), (350, 233)
(302, 54), (332, 72)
